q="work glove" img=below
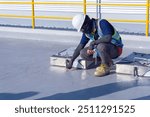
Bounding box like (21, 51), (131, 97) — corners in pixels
(66, 59), (73, 69)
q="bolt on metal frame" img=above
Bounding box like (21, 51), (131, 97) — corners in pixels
(0, 0), (149, 36)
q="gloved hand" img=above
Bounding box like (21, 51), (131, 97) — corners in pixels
(66, 59), (73, 69)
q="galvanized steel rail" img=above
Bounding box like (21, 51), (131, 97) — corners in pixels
(0, 0), (149, 36)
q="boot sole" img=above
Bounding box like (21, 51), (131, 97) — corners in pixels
(94, 72), (110, 77)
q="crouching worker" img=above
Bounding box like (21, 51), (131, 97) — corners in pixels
(66, 14), (123, 77)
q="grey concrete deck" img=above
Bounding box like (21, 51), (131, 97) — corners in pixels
(0, 27), (150, 100)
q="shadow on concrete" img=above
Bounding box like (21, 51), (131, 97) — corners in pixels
(37, 81), (138, 100)
(133, 95), (150, 100)
(0, 92), (39, 100)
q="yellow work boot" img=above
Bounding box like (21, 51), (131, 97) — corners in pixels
(96, 60), (113, 71)
(94, 64), (110, 77)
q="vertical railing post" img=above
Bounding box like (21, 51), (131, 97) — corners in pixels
(96, 0), (101, 19)
(83, 0), (86, 14)
(99, 0), (101, 19)
(146, 0), (149, 36)
(96, 0), (98, 18)
(32, 0), (35, 29)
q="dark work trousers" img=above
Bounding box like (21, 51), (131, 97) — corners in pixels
(80, 43), (119, 66)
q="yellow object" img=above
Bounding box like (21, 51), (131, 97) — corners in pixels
(32, 0), (35, 29)
(83, 0), (86, 14)
(146, 0), (149, 36)
(94, 64), (110, 77)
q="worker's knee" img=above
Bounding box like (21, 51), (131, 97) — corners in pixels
(97, 43), (107, 52)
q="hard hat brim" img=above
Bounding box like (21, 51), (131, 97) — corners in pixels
(77, 15), (86, 32)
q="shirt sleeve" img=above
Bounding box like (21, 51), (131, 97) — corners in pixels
(71, 33), (89, 62)
(99, 19), (114, 36)
(79, 33), (90, 45)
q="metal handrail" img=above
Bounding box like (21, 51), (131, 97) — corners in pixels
(0, 1), (149, 36)
(0, 1), (147, 6)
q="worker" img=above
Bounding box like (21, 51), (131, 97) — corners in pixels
(66, 14), (123, 77)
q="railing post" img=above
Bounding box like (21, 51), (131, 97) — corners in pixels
(146, 0), (149, 36)
(83, 0), (86, 14)
(32, 0), (35, 29)
(99, 0), (101, 19)
(96, 0), (98, 18)
(96, 0), (101, 19)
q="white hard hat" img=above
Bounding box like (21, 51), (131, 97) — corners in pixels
(72, 14), (86, 32)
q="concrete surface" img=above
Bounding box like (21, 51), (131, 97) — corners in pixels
(0, 27), (150, 100)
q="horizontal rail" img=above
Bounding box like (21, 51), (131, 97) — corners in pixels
(0, 14), (72, 20)
(88, 3), (146, 7)
(35, 2), (147, 7)
(35, 16), (72, 20)
(0, 2), (31, 4)
(108, 19), (146, 23)
(0, 14), (148, 23)
(0, 2), (148, 7)
(0, 14), (31, 18)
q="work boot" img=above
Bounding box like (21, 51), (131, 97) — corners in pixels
(94, 64), (110, 77)
(96, 60), (113, 71)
